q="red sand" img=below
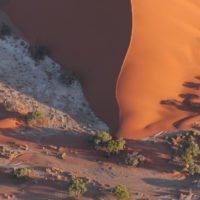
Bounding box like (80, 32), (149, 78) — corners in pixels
(1, 0), (200, 139)
(116, 0), (200, 139)
(0, 118), (21, 129)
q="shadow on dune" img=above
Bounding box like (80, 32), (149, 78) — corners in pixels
(0, 0), (132, 133)
(160, 75), (200, 128)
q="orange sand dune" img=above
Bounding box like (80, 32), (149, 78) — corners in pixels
(116, 0), (200, 139)
(1, 0), (200, 139)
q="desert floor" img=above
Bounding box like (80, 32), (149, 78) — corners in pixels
(0, 28), (199, 200)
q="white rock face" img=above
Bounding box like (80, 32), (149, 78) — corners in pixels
(0, 35), (108, 134)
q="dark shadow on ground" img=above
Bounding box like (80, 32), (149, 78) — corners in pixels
(0, 124), (175, 174)
(143, 177), (200, 197)
(0, 165), (110, 200)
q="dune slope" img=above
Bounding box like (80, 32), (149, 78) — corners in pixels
(116, 0), (200, 139)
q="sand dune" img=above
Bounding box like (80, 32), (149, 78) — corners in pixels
(116, 0), (200, 139)
(1, 0), (200, 139)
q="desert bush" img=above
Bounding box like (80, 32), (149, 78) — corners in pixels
(112, 185), (129, 200)
(124, 152), (146, 166)
(29, 44), (49, 61)
(67, 177), (87, 198)
(91, 131), (112, 146)
(12, 168), (30, 179)
(0, 145), (5, 153)
(181, 141), (200, 165)
(167, 130), (200, 176)
(91, 131), (126, 154)
(188, 164), (200, 175)
(181, 150), (195, 166)
(26, 111), (45, 127)
(0, 24), (11, 38)
(106, 139), (126, 154)
(180, 141), (200, 175)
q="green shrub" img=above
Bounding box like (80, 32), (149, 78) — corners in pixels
(181, 141), (200, 166)
(92, 131), (112, 146)
(67, 177), (87, 198)
(188, 164), (200, 175)
(187, 141), (200, 157)
(91, 131), (126, 155)
(112, 185), (129, 200)
(181, 151), (194, 166)
(12, 168), (30, 179)
(180, 141), (200, 175)
(106, 139), (126, 154)
(168, 132), (200, 176)
(26, 111), (45, 127)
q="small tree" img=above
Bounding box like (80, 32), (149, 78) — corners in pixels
(112, 185), (129, 200)
(106, 139), (126, 154)
(67, 177), (87, 198)
(181, 141), (200, 166)
(90, 131), (126, 155)
(180, 141), (200, 175)
(91, 131), (112, 146)
(12, 168), (30, 180)
(26, 111), (45, 127)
